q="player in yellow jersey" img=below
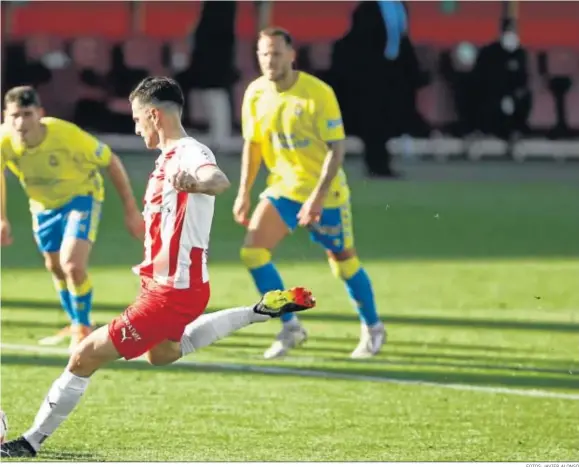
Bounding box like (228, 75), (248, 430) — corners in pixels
(233, 28), (386, 359)
(0, 86), (144, 350)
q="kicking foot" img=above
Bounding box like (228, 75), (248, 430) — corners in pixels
(254, 287), (314, 360)
(254, 287), (316, 318)
(0, 437), (37, 458)
(350, 322), (387, 359)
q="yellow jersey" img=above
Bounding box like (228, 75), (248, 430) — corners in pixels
(242, 72), (349, 208)
(1, 117), (112, 213)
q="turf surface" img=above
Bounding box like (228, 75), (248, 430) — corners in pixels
(1, 156), (578, 461)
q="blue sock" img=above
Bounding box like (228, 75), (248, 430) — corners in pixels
(345, 268), (379, 326)
(53, 278), (77, 325)
(69, 278), (93, 327)
(249, 263), (294, 323)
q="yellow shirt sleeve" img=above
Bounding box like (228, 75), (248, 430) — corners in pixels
(0, 127), (14, 172)
(70, 124), (113, 168)
(315, 87), (346, 143)
(241, 83), (262, 143)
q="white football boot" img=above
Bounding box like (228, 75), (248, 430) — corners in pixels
(263, 323), (308, 359)
(350, 322), (387, 359)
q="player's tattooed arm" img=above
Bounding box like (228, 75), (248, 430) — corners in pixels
(313, 139), (346, 200)
(195, 165), (231, 195)
(171, 165), (231, 196)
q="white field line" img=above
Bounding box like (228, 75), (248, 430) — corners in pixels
(2, 342), (579, 401)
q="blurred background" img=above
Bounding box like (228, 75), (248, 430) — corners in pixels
(2, 0), (579, 169)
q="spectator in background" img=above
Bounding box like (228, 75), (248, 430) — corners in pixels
(2, 43), (52, 95)
(329, 1), (425, 178)
(72, 38), (112, 132)
(175, 1), (239, 149)
(73, 68), (110, 132)
(472, 18), (532, 141)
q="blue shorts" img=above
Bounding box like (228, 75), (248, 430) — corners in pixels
(32, 195), (102, 253)
(267, 196), (354, 253)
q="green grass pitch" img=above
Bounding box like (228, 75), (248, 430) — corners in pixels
(1, 156), (578, 461)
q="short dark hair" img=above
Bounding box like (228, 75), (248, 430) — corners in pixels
(4, 85), (42, 108)
(259, 27), (293, 47)
(129, 76), (184, 109)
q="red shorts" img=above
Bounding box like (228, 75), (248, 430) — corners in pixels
(109, 277), (210, 360)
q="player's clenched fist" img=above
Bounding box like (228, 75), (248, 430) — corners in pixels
(233, 193), (251, 226)
(169, 170), (199, 193)
(0, 219), (13, 246)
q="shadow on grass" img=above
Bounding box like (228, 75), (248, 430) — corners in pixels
(302, 312), (579, 333)
(2, 299), (578, 333)
(2, 352), (578, 392)
(210, 339), (579, 371)
(39, 450), (105, 461)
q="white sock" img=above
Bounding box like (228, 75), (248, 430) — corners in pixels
(23, 370), (90, 452)
(180, 306), (269, 356)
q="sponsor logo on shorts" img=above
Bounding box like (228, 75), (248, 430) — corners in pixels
(309, 222), (342, 236)
(120, 314), (142, 342)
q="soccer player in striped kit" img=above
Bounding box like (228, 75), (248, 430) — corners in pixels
(0, 77), (315, 458)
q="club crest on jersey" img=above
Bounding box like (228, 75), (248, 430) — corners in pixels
(95, 142), (105, 158)
(327, 118), (342, 129)
(294, 103), (304, 117)
(48, 154), (59, 167)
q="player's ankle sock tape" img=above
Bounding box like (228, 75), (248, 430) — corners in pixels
(52, 277), (76, 323)
(69, 277), (93, 327)
(69, 277), (92, 297)
(328, 256), (361, 280)
(240, 247), (271, 269)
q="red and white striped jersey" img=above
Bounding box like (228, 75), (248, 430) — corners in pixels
(133, 137), (217, 289)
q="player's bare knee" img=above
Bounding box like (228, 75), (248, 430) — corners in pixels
(60, 260), (86, 285)
(146, 345), (180, 366)
(45, 259), (65, 279)
(327, 248), (356, 262)
(66, 340), (101, 377)
(146, 352), (175, 366)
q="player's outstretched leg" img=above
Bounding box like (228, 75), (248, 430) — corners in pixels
(328, 254), (386, 358)
(179, 287), (315, 356)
